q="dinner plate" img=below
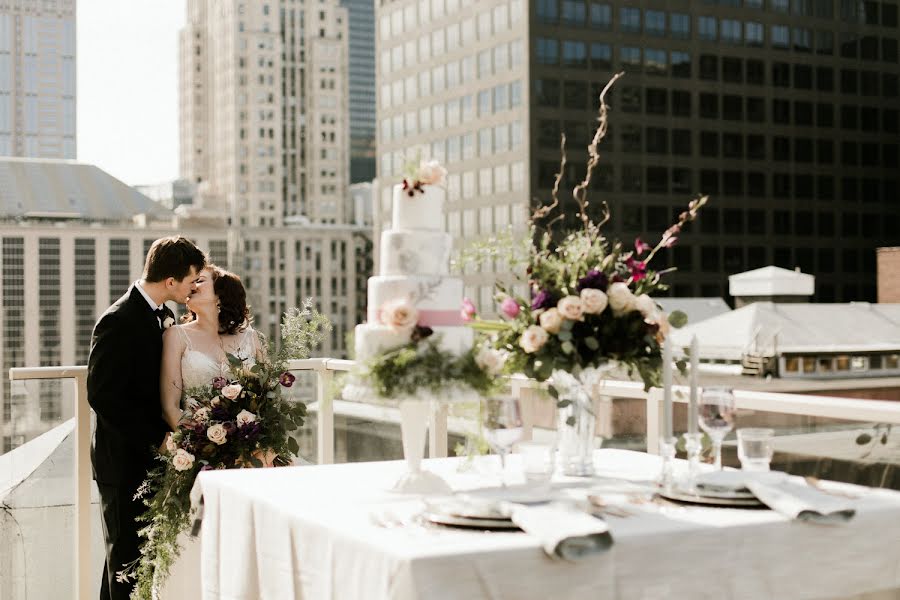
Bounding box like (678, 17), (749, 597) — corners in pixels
(426, 498), (512, 521)
(657, 486), (765, 508)
(423, 511), (522, 530)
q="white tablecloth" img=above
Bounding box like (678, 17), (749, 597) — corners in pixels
(195, 450), (900, 600)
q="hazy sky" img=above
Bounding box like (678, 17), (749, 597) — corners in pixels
(77, 1), (186, 186)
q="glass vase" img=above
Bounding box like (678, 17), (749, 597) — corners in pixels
(552, 367), (611, 477)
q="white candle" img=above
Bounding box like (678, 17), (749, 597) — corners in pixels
(662, 339), (673, 440)
(689, 336), (699, 435)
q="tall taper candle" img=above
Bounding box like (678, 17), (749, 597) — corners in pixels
(662, 339), (673, 439)
(689, 335), (699, 435)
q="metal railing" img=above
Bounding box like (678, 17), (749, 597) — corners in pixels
(10, 358), (900, 600)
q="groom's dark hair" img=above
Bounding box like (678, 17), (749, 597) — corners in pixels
(143, 236), (207, 283)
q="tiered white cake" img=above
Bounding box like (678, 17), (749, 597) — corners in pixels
(355, 183), (474, 363)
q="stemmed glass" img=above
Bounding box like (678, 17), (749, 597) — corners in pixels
(698, 386), (736, 470)
(482, 396), (524, 486)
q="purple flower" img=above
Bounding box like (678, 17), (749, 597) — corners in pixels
(531, 289), (557, 311)
(411, 325), (434, 343)
(222, 421), (237, 435)
(200, 465), (214, 472)
(211, 405), (230, 422)
(279, 372), (296, 388)
(500, 297), (520, 318)
(576, 270), (608, 292)
(211, 376), (228, 390)
(238, 421), (261, 443)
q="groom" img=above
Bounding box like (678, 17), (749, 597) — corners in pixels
(88, 236), (206, 600)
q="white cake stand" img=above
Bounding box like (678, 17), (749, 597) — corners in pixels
(392, 397), (453, 494)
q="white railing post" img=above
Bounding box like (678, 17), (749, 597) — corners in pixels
(428, 402), (449, 458)
(646, 387), (663, 455)
(10, 366), (91, 600)
(316, 364), (334, 465)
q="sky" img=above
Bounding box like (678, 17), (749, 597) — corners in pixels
(76, 1), (186, 186)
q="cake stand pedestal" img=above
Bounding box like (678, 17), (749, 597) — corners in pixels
(392, 399), (452, 494)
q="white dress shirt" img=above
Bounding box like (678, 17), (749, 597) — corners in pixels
(135, 280), (165, 327)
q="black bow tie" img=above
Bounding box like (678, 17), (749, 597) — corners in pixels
(155, 307), (168, 320)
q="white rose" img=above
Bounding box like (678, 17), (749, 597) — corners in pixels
(607, 282), (637, 315)
(165, 435), (178, 454)
(538, 307), (563, 334)
(417, 159), (447, 186)
(210, 396), (222, 407)
(519, 325), (549, 354)
(475, 347), (506, 376)
(647, 310), (671, 342)
(162, 316), (175, 329)
(207, 423), (227, 445)
(379, 298), (419, 332)
(172, 449), (195, 471)
(557, 296), (584, 321)
(635, 294), (658, 318)
(221, 384), (242, 400)
(194, 406), (211, 423)
(580, 288), (608, 315)
(236, 409), (257, 426)
(185, 396), (200, 410)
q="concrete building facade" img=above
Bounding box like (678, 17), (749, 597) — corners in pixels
(0, 0), (76, 159)
(375, 0), (900, 306)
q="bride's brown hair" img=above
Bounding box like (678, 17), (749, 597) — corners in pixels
(181, 265), (252, 335)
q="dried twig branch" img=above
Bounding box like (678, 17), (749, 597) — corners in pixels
(531, 134), (567, 224)
(572, 71), (624, 231)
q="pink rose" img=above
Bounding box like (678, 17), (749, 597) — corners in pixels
(500, 297), (520, 318)
(417, 159), (447, 186)
(461, 297), (477, 322)
(379, 298), (419, 332)
(221, 384), (243, 400)
(172, 449), (195, 471)
(557, 296), (584, 321)
(539, 308), (563, 334)
(519, 325), (549, 354)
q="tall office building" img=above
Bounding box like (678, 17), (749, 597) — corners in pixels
(376, 0), (900, 305)
(0, 157), (368, 454)
(342, 0), (377, 183)
(180, 0), (350, 226)
(0, 0), (76, 158)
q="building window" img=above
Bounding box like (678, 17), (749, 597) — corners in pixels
(745, 22), (764, 46)
(536, 0), (558, 23)
(590, 3), (612, 29)
(771, 25), (790, 48)
(590, 43), (612, 69)
(562, 40), (587, 68)
(670, 13), (690, 39)
(620, 7), (641, 32)
(721, 19), (742, 44)
(645, 10), (665, 36)
(670, 51), (691, 78)
(536, 37), (559, 65)
(698, 16), (717, 41)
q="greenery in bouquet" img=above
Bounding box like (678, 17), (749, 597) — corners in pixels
(465, 72), (707, 392)
(121, 299), (331, 599)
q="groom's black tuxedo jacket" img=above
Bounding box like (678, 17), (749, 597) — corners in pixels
(88, 285), (171, 486)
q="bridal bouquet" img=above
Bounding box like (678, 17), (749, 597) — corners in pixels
(121, 300), (331, 599)
(466, 72), (706, 421)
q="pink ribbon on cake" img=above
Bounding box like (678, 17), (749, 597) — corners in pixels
(376, 309), (464, 328)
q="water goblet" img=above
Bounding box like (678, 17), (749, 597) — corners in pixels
(737, 428), (775, 471)
(482, 396), (524, 486)
(698, 386), (736, 470)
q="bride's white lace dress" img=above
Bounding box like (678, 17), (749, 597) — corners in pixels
(156, 325), (258, 600)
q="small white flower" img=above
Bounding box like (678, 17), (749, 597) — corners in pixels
(165, 435), (178, 454)
(236, 409), (257, 426)
(379, 298), (419, 333)
(185, 396), (200, 410)
(172, 449), (195, 471)
(580, 288), (608, 315)
(206, 423), (227, 445)
(475, 347), (506, 376)
(417, 159), (447, 186)
(538, 307), (563, 334)
(607, 282), (637, 315)
(635, 294), (657, 318)
(194, 406), (211, 423)
(162, 316), (176, 329)
(221, 384), (243, 400)
(557, 296), (585, 321)
(519, 325), (549, 354)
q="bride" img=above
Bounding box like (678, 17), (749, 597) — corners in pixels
(161, 264), (262, 428)
(156, 265), (264, 598)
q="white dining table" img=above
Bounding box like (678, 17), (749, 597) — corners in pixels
(194, 449), (900, 600)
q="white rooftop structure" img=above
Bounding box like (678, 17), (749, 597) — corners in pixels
(671, 302), (900, 361)
(729, 266), (815, 303)
(658, 298), (731, 327)
(0, 157), (169, 221)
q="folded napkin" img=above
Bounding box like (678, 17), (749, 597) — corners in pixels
(510, 504), (613, 560)
(695, 470), (788, 494)
(744, 478), (856, 524)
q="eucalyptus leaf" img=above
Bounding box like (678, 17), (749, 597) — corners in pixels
(558, 330), (573, 342)
(856, 433), (873, 445)
(668, 310), (688, 329)
(565, 416), (576, 426)
(585, 336), (599, 351)
(288, 436), (300, 454)
(557, 399), (572, 408)
(226, 353), (243, 368)
(548, 386), (559, 399)
(561, 341), (575, 355)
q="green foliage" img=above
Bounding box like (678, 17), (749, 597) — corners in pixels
(279, 298), (333, 360)
(365, 336), (503, 399)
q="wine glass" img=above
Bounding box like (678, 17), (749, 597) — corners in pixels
(482, 396), (524, 486)
(698, 386), (736, 470)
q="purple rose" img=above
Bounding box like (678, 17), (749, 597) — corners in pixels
(530, 290), (556, 311)
(576, 270), (608, 292)
(211, 405), (230, 422)
(279, 372), (296, 388)
(211, 376), (228, 390)
(238, 421), (261, 443)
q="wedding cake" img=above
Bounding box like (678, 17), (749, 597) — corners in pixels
(355, 161), (473, 364)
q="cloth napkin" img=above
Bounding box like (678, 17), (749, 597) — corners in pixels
(509, 503), (613, 560)
(744, 478), (856, 524)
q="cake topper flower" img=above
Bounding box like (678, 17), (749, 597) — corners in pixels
(402, 158), (447, 197)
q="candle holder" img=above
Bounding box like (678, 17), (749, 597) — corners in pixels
(657, 436), (678, 492)
(682, 432), (703, 490)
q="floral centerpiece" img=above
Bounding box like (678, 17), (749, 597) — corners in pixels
(466, 73), (707, 475)
(120, 300), (331, 599)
